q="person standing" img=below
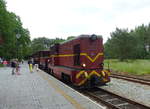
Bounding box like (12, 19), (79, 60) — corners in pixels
(34, 59), (39, 71)
(16, 60), (21, 75)
(28, 59), (33, 73)
(11, 59), (16, 75)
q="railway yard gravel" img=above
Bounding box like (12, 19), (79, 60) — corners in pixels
(101, 78), (150, 107)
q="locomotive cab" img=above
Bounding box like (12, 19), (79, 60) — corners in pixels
(72, 35), (110, 87)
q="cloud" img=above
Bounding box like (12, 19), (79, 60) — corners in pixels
(6, 0), (150, 42)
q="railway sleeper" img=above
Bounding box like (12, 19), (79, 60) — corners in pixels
(106, 98), (118, 102)
(115, 102), (129, 107)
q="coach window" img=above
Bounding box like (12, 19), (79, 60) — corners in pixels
(74, 44), (80, 66)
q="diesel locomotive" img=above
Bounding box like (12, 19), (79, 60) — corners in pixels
(32, 34), (110, 88)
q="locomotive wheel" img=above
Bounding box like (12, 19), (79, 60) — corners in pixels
(49, 69), (54, 75)
(61, 73), (71, 84)
(47, 69), (51, 74)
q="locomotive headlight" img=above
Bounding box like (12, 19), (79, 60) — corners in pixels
(82, 63), (86, 67)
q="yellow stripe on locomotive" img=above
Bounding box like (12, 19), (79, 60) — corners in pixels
(75, 70), (110, 86)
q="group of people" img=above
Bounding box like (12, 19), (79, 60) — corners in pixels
(11, 59), (20, 75)
(9, 58), (39, 75)
(28, 58), (39, 73)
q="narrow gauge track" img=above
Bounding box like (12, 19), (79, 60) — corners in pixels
(81, 87), (149, 109)
(41, 68), (149, 109)
(110, 74), (150, 86)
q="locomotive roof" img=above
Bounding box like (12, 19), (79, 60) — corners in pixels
(59, 34), (102, 45)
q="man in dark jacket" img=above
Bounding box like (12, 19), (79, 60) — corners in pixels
(11, 59), (16, 75)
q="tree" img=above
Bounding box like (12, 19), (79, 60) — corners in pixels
(30, 37), (65, 54)
(67, 36), (75, 40)
(104, 38), (116, 59)
(0, 0), (31, 60)
(132, 24), (150, 58)
(105, 28), (137, 61)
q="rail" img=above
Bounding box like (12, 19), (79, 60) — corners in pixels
(81, 87), (149, 109)
(110, 74), (150, 86)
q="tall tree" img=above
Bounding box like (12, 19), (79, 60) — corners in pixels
(0, 0), (31, 60)
(30, 37), (65, 54)
(67, 36), (75, 40)
(133, 24), (150, 58)
(105, 28), (137, 61)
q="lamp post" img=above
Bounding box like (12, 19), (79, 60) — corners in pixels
(16, 33), (21, 59)
(16, 33), (21, 39)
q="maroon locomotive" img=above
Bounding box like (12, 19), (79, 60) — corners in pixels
(47, 34), (110, 87)
(32, 34), (110, 88)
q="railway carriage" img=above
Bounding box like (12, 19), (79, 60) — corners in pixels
(47, 34), (110, 88)
(32, 50), (50, 70)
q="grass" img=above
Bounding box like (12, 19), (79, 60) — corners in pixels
(104, 59), (150, 75)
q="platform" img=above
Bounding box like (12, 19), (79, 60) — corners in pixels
(0, 63), (105, 109)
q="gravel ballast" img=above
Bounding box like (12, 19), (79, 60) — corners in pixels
(101, 78), (150, 107)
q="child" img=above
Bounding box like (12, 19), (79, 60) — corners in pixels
(34, 63), (39, 71)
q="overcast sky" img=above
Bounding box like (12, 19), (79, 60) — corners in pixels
(6, 0), (150, 42)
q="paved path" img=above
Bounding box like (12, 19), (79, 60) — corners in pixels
(0, 63), (105, 109)
(0, 64), (59, 109)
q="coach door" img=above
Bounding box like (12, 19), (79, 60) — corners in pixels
(73, 44), (80, 66)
